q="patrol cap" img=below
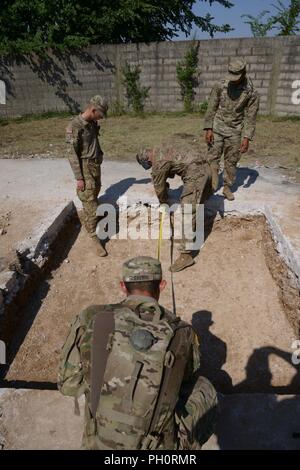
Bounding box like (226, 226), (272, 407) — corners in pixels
(89, 95), (108, 117)
(227, 59), (247, 82)
(122, 256), (162, 282)
(136, 149), (152, 170)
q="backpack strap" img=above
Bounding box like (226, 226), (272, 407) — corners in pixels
(142, 325), (191, 449)
(90, 309), (115, 418)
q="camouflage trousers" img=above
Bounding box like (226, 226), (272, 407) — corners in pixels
(208, 132), (241, 187)
(151, 160), (212, 255)
(77, 159), (101, 237)
(81, 376), (218, 450)
(175, 376), (218, 450)
(179, 161), (212, 254)
(152, 160), (212, 253)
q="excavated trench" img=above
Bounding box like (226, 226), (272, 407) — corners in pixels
(0, 211), (299, 396)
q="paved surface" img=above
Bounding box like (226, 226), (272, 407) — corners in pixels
(1, 158), (300, 450)
(1, 158), (299, 278)
(0, 388), (299, 450)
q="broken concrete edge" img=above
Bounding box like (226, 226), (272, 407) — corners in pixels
(32, 201), (77, 263)
(219, 203), (300, 291)
(0, 201), (77, 316)
(263, 205), (300, 289)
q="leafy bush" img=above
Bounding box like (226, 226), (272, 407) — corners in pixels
(176, 40), (200, 113)
(109, 99), (126, 117)
(122, 63), (150, 115)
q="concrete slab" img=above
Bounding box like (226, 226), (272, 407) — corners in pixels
(0, 388), (299, 450)
(0, 159), (299, 282)
(204, 393), (300, 450)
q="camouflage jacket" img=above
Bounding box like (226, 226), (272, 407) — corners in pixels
(148, 134), (207, 167)
(58, 295), (201, 449)
(203, 77), (260, 140)
(65, 114), (103, 180)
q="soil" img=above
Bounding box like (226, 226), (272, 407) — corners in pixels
(3, 215), (300, 394)
(0, 202), (43, 265)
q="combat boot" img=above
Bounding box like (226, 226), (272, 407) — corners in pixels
(170, 254), (195, 273)
(210, 164), (219, 192)
(91, 236), (107, 257)
(223, 185), (235, 201)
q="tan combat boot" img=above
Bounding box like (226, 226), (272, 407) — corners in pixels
(170, 254), (195, 273)
(223, 185), (235, 201)
(210, 164), (219, 192)
(91, 236), (107, 257)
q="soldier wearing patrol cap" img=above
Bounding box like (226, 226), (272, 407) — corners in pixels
(136, 135), (213, 273)
(203, 58), (260, 201)
(58, 256), (218, 450)
(65, 95), (109, 256)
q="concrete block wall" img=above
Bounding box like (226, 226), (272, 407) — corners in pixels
(0, 36), (300, 118)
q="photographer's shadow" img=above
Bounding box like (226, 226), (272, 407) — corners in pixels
(214, 346), (300, 450)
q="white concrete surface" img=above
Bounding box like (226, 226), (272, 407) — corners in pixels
(0, 388), (299, 450)
(0, 158), (300, 450)
(0, 158), (299, 280)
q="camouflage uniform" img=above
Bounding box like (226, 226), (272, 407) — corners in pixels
(58, 257), (218, 450)
(138, 135), (212, 257)
(203, 59), (259, 190)
(66, 96), (107, 237)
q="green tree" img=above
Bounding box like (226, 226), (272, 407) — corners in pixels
(272, 0), (300, 35)
(176, 40), (200, 112)
(242, 11), (275, 37)
(243, 0), (300, 37)
(0, 1), (233, 54)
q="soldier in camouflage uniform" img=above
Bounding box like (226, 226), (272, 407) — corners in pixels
(203, 59), (259, 201)
(58, 256), (218, 450)
(136, 135), (213, 273)
(66, 96), (108, 256)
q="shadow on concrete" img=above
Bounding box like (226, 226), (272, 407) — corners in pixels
(204, 194), (225, 223)
(192, 311), (233, 393)
(231, 167), (259, 193)
(97, 177), (152, 249)
(98, 177), (151, 206)
(168, 185), (183, 202)
(214, 346), (300, 449)
(233, 346), (300, 394)
(215, 392), (300, 450)
(215, 167), (259, 194)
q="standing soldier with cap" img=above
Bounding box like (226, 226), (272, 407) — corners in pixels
(136, 135), (213, 273)
(203, 59), (259, 201)
(66, 96), (108, 256)
(58, 256), (218, 450)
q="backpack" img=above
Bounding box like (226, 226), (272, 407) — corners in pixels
(81, 301), (194, 450)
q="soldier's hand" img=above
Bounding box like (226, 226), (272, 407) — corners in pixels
(76, 179), (85, 191)
(205, 129), (214, 145)
(240, 137), (250, 154)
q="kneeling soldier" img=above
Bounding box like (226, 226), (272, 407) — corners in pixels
(58, 256), (218, 450)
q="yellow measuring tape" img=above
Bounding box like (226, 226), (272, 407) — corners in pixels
(157, 207), (177, 315)
(157, 208), (165, 261)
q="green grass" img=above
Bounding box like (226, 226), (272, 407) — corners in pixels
(0, 110), (72, 126)
(0, 112), (299, 181)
